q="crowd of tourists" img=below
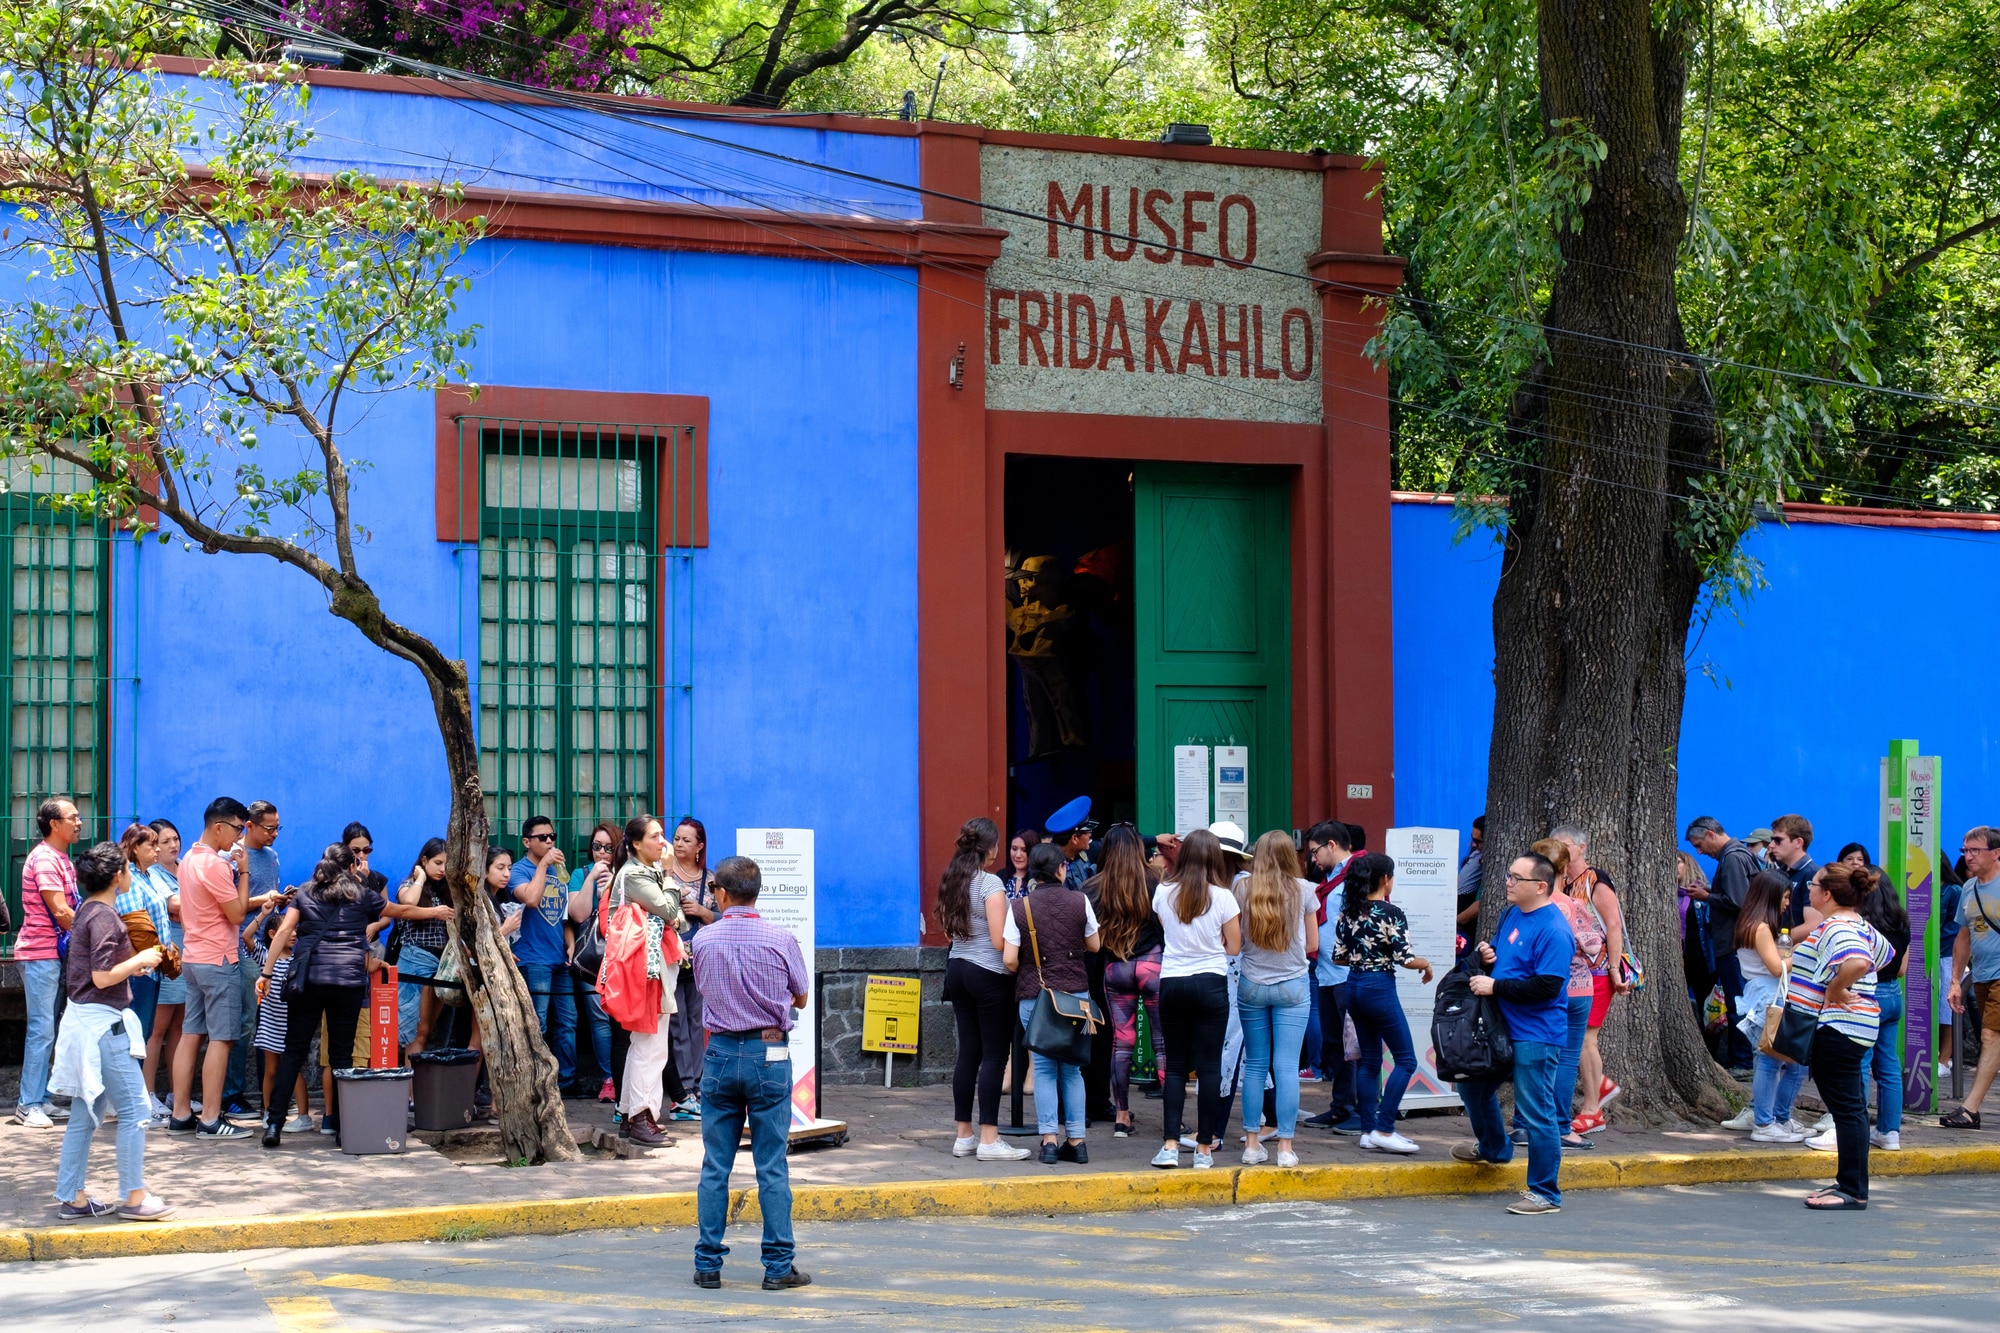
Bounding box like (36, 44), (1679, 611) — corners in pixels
(11, 794), (748, 1225)
(940, 804), (1979, 1215)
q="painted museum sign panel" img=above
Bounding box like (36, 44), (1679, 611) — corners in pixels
(981, 144), (1323, 424)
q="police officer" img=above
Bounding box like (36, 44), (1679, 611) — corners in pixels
(1045, 796), (1097, 890)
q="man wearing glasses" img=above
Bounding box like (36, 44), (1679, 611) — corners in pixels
(221, 801), (285, 1118)
(510, 816), (578, 1095)
(1943, 826), (2000, 1130)
(169, 797), (256, 1137)
(12, 797), (83, 1127)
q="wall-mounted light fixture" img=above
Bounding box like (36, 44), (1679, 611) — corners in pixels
(948, 342), (966, 390)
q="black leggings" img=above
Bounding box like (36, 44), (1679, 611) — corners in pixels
(269, 982), (365, 1127)
(1811, 1024), (1872, 1200)
(944, 957), (1015, 1126)
(1160, 973), (1229, 1145)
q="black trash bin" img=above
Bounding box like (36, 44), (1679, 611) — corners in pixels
(411, 1048), (483, 1131)
(333, 1066), (413, 1154)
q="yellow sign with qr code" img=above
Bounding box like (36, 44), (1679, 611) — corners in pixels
(861, 974), (921, 1053)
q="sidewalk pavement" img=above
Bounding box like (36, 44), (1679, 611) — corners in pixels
(4, 1081), (1997, 1261)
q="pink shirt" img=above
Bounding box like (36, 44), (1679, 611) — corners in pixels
(178, 840), (242, 965)
(13, 841), (78, 961)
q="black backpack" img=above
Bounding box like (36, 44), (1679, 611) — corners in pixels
(1431, 964), (1515, 1083)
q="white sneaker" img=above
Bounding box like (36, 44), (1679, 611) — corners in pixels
(1150, 1145), (1180, 1168)
(151, 1096), (172, 1119)
(1784, 1118), (1812, 1137)
(1720, 1108), (1755, 1131)
(1179, 1133), (1199, 1149)
(1751, 1121), (1806, 1143)
(1812, 1113), (1834, 1133)
(1192, 1149), (1214, 1169)
(1370, 1131), (1421, 1155)
(1804, 1129), (1838, 1152)
(284, 1114), (316, 1134)
(975, 1139), (1031, 1161)
(14, 1105), (53, 1129)
(1276, 1150), (1300, 1167)
(1871, 1129), (1901, 1151)
(1241, 1142), (1269, 1165)
(1357, 1130), (1380, 1151)
(952, 1136), (978, 1158)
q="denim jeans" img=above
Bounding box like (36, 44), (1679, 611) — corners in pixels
(128, 972), (161, 1042)
(55, 1023), (150, 1201)
(576, 977), (615, 1087)
(517, 961), (577, 1085)
(1870, 977), (1904, 1135)
(223, 952), (261, 1102)
(1516, 992), (1591, 1133)
(1460, 1038), (1563, 1205)
(17, 958), (62, 1109)
(695, 1031), (796, 1278)
(1237, 976), (1311, 1137)
(1018, 996), (1089, 1139)
(1752, 1051), (1808, 1126)
(1348, 970), (1416, 1134)
(397, 944), (439, 1048)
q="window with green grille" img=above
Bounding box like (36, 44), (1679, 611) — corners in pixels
(469, 419), (694, 857)
(0, 453), (109, 950)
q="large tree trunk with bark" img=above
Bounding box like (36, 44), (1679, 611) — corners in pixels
(1478, 0), (1735, 1123)
(329, 588), (579, 1162)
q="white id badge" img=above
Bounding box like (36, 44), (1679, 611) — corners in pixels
(766, 1046), (789, 1062)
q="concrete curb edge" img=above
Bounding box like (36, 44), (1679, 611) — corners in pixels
(7, 1142), (1998, 1262)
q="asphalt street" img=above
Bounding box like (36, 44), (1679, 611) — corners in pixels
(9, 1174), (1999, 1331)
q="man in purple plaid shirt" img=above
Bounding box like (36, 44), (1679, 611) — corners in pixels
(688, 855), (812, 1292)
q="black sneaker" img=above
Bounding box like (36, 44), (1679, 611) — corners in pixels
(1302, 1109), (1338, 1128)
(1510, 1128), (1529, 1147)
(261, 1120), (282, 1150)
(167, 1114), (200, 1133)
(198, 1117), (250, 1139)
(56, 1198), (117, 1223)
(221, 1097), (258, 1119)
(1057, 1141), (1089, 1165)
(762, 1268), (812, 1291)
(1039, 1141), (1060, 1164)
(692, 1270), (721, 1289)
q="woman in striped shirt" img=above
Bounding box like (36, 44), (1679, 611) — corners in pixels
(1788, 862), (1894, 1210)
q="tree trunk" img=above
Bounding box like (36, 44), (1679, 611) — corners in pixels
(1478, 0), (1736, 1123)
(329, 588), (580, 1162)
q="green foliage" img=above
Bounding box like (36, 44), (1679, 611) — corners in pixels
(0, 0), (481, 558)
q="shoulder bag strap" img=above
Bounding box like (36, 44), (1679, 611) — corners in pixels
(1975, 882), (2000, 932)
(1023, 893), (1046, 987)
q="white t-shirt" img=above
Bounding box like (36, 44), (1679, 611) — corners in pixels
(1001, 893), (1099, 946)
(1153, 880), (1240, 978)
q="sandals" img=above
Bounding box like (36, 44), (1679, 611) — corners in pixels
(1804, 1189), (1866, 1211)
(1939, 1107), (1982, 1130)
(1571, 1110), (1607, 1134)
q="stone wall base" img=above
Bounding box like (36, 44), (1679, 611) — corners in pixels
(813, 947), (958, 1087)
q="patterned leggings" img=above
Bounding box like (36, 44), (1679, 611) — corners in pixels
(1104, 948), (1165, 1114)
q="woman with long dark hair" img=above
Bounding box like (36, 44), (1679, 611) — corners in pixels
(1003, 841), (1102, 1163)
(1003, 829), (1037, 899)
(259, 845), (390, 1148)
(1796, 863), (1894, 1209)
(1089, 825), (1162, 1137)
(608, 814), (684, 1146)
(1726, 870), (1809, 1139)
(663, 817), (717, 1120)
(140, 820), (184, 1120)
(940, 817), (1030, 1160)
(1335, 852), (1433, 1154)
(1150, 829), (1241, 1170)
(1236, 831), (1317, 1167)
(567, 821), (623, 1101)
(394, 838), (456, 1055)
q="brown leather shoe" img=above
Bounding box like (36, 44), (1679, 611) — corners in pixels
(624, 1109), (668, 1146)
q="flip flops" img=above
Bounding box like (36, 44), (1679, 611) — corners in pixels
(1804, 1189), (1866, 1210)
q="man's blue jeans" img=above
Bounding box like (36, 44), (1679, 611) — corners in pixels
(695, 1031), (796, 1278)
(1460, 1038), (1563, 1205)
(1516, 993), (1590, 1133)
(17, 958), (62, 1109)
(223, 952), (260, 1103)
(517, 961), (577, 1085)
(1870, 977), (1904, 1134)
(1238, 977), (1312, 1137)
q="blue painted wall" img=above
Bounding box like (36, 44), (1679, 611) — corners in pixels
(71, 82), (925, 947)
(1392, 502), (2000, 867)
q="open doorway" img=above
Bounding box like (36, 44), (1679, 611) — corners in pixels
(1004, 456), (1135, 835)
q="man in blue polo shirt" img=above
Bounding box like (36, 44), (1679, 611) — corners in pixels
(509, 815), (577, 1095)
(1452, 848), (1574, 1215)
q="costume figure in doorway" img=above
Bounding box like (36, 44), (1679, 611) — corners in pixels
(1008, 554), (1088, 758)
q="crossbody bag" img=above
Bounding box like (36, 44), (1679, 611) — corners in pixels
(1021, 895), (1104, 1065)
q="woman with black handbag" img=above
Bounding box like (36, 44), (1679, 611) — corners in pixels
(566, 821), (621, 1102)
(1150, 829), (1242, 1170)
(1001, 842), (1103, 1164)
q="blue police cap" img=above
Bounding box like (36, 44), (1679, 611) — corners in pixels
(1044, 796), (1093, 836)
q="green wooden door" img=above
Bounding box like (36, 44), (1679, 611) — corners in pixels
(1134, 463), (1291, 837)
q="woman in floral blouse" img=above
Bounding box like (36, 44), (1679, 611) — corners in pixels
(1334, 852), (1434, 1155)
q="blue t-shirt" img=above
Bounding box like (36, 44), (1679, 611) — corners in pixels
(1491, 901), (1574, 1046)
(243, 845), (280, 899)
(508, 856), (569, 965)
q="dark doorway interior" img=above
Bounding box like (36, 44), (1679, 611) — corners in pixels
(1004, 455), (1136, 836)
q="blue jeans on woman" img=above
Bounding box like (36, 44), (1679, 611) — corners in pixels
(1018, 995), (1088, 1139)
(55, 1025), (150, 1203)
(1238, 976), (1312, 1138)
(1753, 1050), (1809, 1125)
(1870, 977), (1905, 1134)
(577, 980), (616, 1086)
(1517, 991), (1591, 1134)
(397, 944), (439, 1048)
(1348, 970), (1415, 1134)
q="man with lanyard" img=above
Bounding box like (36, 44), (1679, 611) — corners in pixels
(1453, 848), (1575, 1214)
(689, 855), (812, 1292)
(1301, 820), (1363, 1133)
(1768, 814), (1819, 931)
(1943, 825), (2000, 1130)
(1685, 816), (1758, 1072)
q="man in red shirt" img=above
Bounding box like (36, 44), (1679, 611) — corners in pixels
(169, 797), (255, 1138)
(13, 797), (83, 1128)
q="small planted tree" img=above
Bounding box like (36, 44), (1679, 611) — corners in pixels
(0, 0), (577, 1159)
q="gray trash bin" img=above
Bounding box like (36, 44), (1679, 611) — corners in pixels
(333, 1066), (413, 1154)
(411, 1048), (482, 1131)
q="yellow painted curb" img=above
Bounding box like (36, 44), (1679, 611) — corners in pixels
(5, 1142), (1996, 1263)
